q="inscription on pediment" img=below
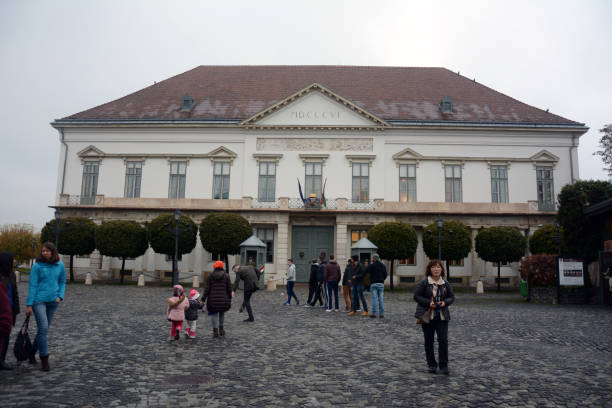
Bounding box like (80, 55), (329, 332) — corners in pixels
(256, 138), (372, 152)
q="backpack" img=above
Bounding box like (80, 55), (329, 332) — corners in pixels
(13, 316), (33, 362)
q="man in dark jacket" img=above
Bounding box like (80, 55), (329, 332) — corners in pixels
(313, 257), (327, 308)
(348, 255), (368, 316)
(342, 259), (353, 311)
(324, 255), (341, 311)
(366, 253), (387, 318)
(232, 264), (259, 322)
(305, 259), (319, 307)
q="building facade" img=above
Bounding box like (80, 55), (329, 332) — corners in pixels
(51, 66), (587, 285)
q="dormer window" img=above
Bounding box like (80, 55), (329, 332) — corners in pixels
(181, 93), (195, 111)
(440, 96), (453, 114)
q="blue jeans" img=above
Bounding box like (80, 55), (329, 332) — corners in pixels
(32, 301), (59, 357)
(370, 283), (384, 316)
(352, 284), (368, 312)
(286, 281), (298, 304)
(327, 281), (339, 310)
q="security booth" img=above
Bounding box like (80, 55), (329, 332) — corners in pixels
(351, 237), (378, 264)
(239, 235), (266, 287)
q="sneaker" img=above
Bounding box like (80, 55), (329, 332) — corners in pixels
(369, 314), (377, 318)
(347, 311), (356, 316)
(304, 303), (312, 307)
(334, 309), (339, 312)
(296, 300), (300, 305)
(356, 309), (362, 312)
(189, 333), (196, 339)
(379, 315), (384, 319)
(244, 318), (255, 322)
(174, 332), (180, 341)
(428, 366), (438, 374)
(360, 311), (369, 317)
(439, 366), (449, 375)
(284, 302), (290, 306)
(326, 309), (333, 312)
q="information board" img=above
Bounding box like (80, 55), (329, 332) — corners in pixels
(558, 257), (584, 286)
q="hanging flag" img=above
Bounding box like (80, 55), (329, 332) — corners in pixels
(297, 178), (306, 203)
(321, 177), (327, 207)
(259, 265), (265, 274)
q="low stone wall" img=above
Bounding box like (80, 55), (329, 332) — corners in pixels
(528, 286), (593, 304)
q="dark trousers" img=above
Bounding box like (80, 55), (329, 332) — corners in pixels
(0, 334), (9, 363)
(352, 284), (367, 312)
(286, 281), (298, 303)
(307, 281), (316, 304)
(243, 290), (254, 320)
(421, 316), (449, 368)
(312, 282), (324, 306)
(327, 281), (339, 309)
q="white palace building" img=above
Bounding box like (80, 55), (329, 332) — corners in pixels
(51, 66), (587, 285)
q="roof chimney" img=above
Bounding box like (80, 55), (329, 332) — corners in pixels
(440, 96), (453, 114)
(181, 93), (195, 111)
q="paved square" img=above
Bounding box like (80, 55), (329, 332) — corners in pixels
(1, 283), (611, 407)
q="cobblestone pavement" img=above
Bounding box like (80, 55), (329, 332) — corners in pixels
(1, 283), (611, 407)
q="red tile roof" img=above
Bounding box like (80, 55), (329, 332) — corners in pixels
(62, 66), (581, 125)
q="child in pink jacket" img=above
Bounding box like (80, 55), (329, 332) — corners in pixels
(167, 284), (189, 341)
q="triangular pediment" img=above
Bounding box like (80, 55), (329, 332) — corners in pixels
(204, 146), (237, 160)
(530, 150), (559, 162)
(392, 147), (423, 161)
(242, 83), (389, 129)
(77, 145), (105, 158)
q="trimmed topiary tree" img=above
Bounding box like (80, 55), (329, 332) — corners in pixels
(41, 217), (97, 282)
(95, 220), (148, 284)
(557, 180), (612, 262)
(422, 219), (472, 280)
(475, 226), (527, 291)
(199, 212), (252, 272)
(147, 213), (198, 285)
(367, 222), (418, 291)
(529, 224), (566, 255)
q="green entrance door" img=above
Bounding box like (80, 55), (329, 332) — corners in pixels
(291, 226), (334, 282)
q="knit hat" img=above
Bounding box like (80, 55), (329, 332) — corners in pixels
(213, 260), (224, 270)
(372, 253), (380, 261)
(189, 289), (200, 300)
(173, 284), (184, 296)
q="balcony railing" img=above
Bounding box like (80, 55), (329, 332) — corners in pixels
(58, 194), (548, 215)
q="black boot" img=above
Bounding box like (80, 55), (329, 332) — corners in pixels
(219, 326), (225, 336)
(213, 328), (219, 338)
(28, 350), (37, 365)
(41, 356), (50, 371)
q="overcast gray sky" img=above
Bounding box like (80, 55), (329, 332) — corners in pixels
(1, 0), (610, 230)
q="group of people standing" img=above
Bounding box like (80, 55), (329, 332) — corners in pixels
(297, 253), (387, 318)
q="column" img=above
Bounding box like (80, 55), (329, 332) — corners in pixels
(276, 216), (289, 283)
(335, 223), (348, 263)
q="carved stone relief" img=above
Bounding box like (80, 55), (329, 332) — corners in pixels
(256, 138), (373, 151)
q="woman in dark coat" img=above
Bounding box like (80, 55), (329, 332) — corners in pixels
(414, 259), (455, 375)
(202, 261), (232, 338)
(0, 252), (19, 370)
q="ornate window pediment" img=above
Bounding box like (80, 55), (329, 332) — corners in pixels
(204, 146), (238, 164)
(392, 147), (423, 167)
(77, 145), (105, 164)
(530, 150), (559, 168)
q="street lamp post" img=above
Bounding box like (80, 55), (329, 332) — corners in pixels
(436, 216), (443, 261)
(172, 210), (181, 286)
(31, 238), (37, 268)
(54, 208), (62, 248)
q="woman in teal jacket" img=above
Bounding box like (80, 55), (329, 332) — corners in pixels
(25, 242), (66, 371)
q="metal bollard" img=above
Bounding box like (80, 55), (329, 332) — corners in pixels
(193, 275), (200, 288)
(137, 274), (145, 287)
(476, 280), (484, 294)
(85, 273), (93, 285)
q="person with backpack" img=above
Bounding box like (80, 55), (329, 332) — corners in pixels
(25, 242), (66, 371)
(184, 289), (204, 338)
(0, 252), (19, 370)
(232, 263), (259, 322)
(202, 261), (232, 337)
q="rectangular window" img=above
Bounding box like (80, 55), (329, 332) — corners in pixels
(213, 162), (230, 199)
(168, 161), (186, 199)
(352, 163), (369, 202)
(448, 259), (464, 267)
(305, 162), (322, 198)
(124, 161), (142, 198)
(351, 230), (368, 246)
(399, 256), (416, 265)
(444, 165), (462, 203)
(258, 162), (276, 202)
(491, 165), (509, 203)
(399, 164), (417, 203)
(80, 161), (99, 205)
(536, 166), (555, 211)
(256, 228), (275, 263)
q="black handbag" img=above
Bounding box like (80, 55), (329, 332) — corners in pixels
(13, 316), (33, 362)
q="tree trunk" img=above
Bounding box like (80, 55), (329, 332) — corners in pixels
(390, 259), (394, 291)
(69, 255), (74, 282)
(120, 257), (126, 285)
(223, 253), (229, 273)
(446, 259), (450, 280)
(497, 262), (501, 292)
